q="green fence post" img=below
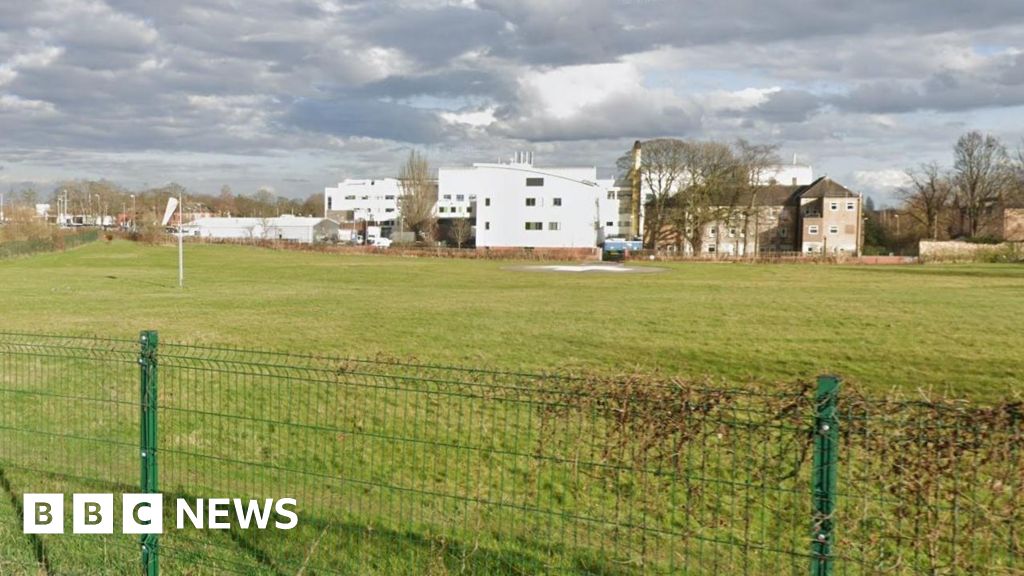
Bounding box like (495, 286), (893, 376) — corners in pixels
(811, 375), (839, 576)
(139, 330), (159, 576)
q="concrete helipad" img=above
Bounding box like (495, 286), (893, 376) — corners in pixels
(506, 263), (667, 274)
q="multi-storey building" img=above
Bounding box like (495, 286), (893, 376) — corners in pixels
(440, 159), (622, 249)
(654, 177), (863, 256)
(323, 178), (404, 226)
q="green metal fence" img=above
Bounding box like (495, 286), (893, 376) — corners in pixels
(0, 230), (100, 259)
(0, 331), (1020, 575)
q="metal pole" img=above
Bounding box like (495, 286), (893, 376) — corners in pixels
(811, 375), (840, 576)
(178, 189), (184, 288)
(139, 330), (159, 576)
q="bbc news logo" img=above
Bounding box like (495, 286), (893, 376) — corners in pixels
(23, 494), (297, 534)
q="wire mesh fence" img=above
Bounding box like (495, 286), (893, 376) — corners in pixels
(0, 230), (100, 259)
(0, 331), (1020, 575)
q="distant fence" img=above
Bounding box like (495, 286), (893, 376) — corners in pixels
(622, 249), (917, 265)
(0, 229), (100, 259)
(0, 332), (1020, 575)
(161, 235), (603, 261)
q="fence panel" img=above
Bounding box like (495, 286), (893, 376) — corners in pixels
(0, 332), (140, 575)
(0, 332), (1020, 575)
(155, 344), (819, 575)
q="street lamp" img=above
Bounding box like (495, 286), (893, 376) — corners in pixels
(130, 194), (136, 230)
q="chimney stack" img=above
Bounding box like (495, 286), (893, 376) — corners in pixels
(630, 140), (642, 241)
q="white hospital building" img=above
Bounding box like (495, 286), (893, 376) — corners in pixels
(440, 159), (624, 249)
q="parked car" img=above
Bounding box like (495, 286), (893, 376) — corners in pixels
(368, 236), (392, 248)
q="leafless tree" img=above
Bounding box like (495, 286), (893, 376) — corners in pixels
(899, 162), (953, 240)
(397, 150), (437, 241)
(617, 139), (687, 249)
(671, 141), (744, 255)
(733, 139), (780, 255)
(952, 131), (1012, 238)
(449, 218), (473, 248)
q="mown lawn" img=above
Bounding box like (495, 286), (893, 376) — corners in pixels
(1, 240), (1022, 574)
(0, 240), (1021, 398)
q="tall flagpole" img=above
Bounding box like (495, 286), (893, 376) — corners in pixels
(178, 188), (184, 288)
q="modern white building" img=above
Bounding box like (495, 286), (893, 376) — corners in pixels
(184, 215), (339, 244)
(323, 178), (403, 224)
(760, 163), (814, 186)
(440, 158), (623, 249)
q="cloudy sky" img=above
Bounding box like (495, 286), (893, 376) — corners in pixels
(1, 0), (1022, 203)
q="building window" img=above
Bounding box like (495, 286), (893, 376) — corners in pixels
(828, 225), (839, 234)
(607, 191), (616, 200)
(606, 221), (614, 227)
(729, 228), (736, 237)
(707, 246), (716, 253)
(344, 195), (356, 200)
(526, 177), (544, 187)
(525, 198), (536, 207)
(485, 222), (490, 230)
(467, 206), (473, 213)
(553, 197), (562, 206)
(830, 202), (839, 211)
(438, 207), (446, 213)
(808, 225), (819, 235)
(846, 201), (855, 211)
(443, 194), (452, 200)
(484, 198), (490, 207)
(709, 227), (717, 237)
(779, 228), (788, 238)
(385, 195), (395, 200)
(327, 197), (333, 210)
(548, 222), (560, 231)
(385, 208), (394, 213)
(456, 194), (465, 202)
(525, 222), (542, 230)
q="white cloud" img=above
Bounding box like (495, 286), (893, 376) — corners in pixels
(853, 169), (911, 191)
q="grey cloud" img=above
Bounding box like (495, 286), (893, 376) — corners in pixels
(286, 95), (450, 143)
(0, 0), (1023, 198)
(494, 92), (700, 142)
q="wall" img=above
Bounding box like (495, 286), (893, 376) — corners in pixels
(919, 240), (1022, 262)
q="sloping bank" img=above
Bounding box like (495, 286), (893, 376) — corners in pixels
(0, 229), (100, 259)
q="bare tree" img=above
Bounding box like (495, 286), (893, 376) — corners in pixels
(899, 163), (953, 240)
(733, 139), (780, 255)
(671, 141), (743, 255)
(449, 218), (473, 248)
(397, 150), (437, 242)
(952, 131), (1011, 238)
(617, 139), (687, 249)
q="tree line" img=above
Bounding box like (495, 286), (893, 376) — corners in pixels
(892, 131), (1024, 249)
(1, 181), (323, 227)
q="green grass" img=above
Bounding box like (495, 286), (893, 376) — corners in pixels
(1, 240), (1021, 397)
(0, 241), (1022, 575)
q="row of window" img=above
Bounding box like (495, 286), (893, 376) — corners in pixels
(831, 201), (857, 211)
(807, 225), (841, 235)
(524, 222), (560, 231)
(338, 195), (397, 201)
(524, 197), (562, 207)
(438, 206), (472, 214)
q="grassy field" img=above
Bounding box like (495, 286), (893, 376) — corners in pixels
(0, 240), (1022, 574)
(1, 239), (1022, 397)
